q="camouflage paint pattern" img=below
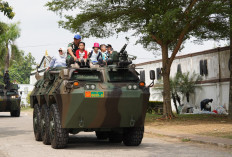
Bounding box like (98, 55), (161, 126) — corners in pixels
(0, 85), (21, 112)
(30, 66), (150, 130)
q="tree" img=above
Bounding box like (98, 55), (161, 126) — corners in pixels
(170, 73), (182, 114)
(8, 52), (36, 84)
(0, 22), (20, 71)
(46, 0), (230, 118)
(0, 0), (14, 19)
(228, 0), (232, 119)
(178, 72), (202, 103)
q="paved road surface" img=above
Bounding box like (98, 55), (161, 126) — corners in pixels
(0, 112), (232, 157)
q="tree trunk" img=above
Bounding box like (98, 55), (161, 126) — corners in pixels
(4, 43), (10, 72)
(229, 0), (232, 119)
(172, 93), (179, 114)
(161, 45), (174, 119)
(186, 92), (190, 103)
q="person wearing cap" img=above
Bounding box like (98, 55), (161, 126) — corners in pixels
(100, 44), (113, 65)
(67, 34), (81, 61)
(46, 47), (67, 71)
(88, 43), (102, 64)
(4, 70), (10, 86)
(107, 44), (113, 54)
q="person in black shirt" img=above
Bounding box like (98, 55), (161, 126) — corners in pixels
(200, 99), (213, 111)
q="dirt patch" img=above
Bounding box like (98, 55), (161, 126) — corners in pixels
(145, 114), (232, 139)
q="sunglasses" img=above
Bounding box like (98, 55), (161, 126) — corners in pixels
(58, 50), (62, 52)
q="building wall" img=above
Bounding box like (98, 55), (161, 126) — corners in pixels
(136, 47), (230, 111)
(18, 84), (34, 107)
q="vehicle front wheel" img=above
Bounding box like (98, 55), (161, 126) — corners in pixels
(123, 127), (144, 146)
(49, 104), (68, 149)
(41, 104), (51, 145)
(33, 104), (42, 141)
(10, 109), (20, 117)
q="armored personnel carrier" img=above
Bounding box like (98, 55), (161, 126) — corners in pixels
(30, 44), (155, 149)
(0, 81), (21, 117)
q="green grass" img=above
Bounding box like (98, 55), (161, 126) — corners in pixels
(145, 113), (231, 124)
(182, 138), (191, 142)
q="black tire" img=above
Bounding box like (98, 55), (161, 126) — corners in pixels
(49, 104), (68, 149)
(41, 104), (51, 145)
(95, 131), (109, 140)
(33, 104), (42, 141)
(123, 127), (144, 146)
(10, 109), (20, 117)
(109, 132), (123, 143)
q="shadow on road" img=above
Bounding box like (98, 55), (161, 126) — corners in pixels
(66, 134), (154, 151)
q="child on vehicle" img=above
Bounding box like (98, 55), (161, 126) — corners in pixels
(76, 42), (88, 63)
(88, 43), (102, 65)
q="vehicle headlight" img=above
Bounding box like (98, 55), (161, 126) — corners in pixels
(11, 96), (16, 99)
(91, 85), (96, 90)
(133, 85), (138, 90)
(86, 85), (90, 89)
(128, 85), (132, 90)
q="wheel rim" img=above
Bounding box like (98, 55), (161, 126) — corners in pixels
(41, 117), (45, 135)
(50, 117), (55, 139)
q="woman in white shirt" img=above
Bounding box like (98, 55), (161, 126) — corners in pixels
(46, 47), (67, 71)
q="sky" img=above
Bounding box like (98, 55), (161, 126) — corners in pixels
(1, 0), (229, 64)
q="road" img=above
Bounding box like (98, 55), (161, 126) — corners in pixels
(0, 112), (232, 157)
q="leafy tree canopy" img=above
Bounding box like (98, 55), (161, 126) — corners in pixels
(8, 52), (36, 84)
(46, 0), (229, 50)
(0, 0), (15, 19)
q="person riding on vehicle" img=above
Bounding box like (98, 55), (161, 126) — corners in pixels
(66, 34), (81, 66)
(88, 43), (102, 65)
(46, 47), (67, 71)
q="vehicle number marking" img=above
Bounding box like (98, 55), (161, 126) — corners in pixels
(85, 91), (104, 98)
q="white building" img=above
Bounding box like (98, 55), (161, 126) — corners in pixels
(18, 84), (34, 106)
(136, 46), (230, 111)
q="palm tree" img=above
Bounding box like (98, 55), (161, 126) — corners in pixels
(178, 72), (202, 103)
(0, 22), (20, 71)
(170, 73), (182, 114)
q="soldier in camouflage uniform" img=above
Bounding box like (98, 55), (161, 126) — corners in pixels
(66, 34), (81, 66)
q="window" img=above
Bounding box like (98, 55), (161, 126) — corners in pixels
(71, 70), (102, 82)
(177, 64), (182, 74)
(199, 60), (208, 76)
(156, 68), (162, 80)
(108, 70), (139, 82)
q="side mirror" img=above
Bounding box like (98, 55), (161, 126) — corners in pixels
(20, 91), (22, 95)
(150, 70), (155, 80)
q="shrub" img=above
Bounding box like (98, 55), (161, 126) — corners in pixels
(147, 101), (163, 114)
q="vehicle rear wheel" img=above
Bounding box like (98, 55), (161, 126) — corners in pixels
(123, 127), (144, 146)
(49, 104), (68, 149)
(95, 131), (109, 140)
(109, 131), (123, 143)
(10, 109), (20, 117)
(41, 104), (51, 145)
(33, 104), (42, 141)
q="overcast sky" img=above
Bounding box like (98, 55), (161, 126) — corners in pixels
(1, 0), (228, 64)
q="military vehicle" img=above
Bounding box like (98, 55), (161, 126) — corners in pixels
(30, 44), (155, 149)
(0, 73), (21, 117)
